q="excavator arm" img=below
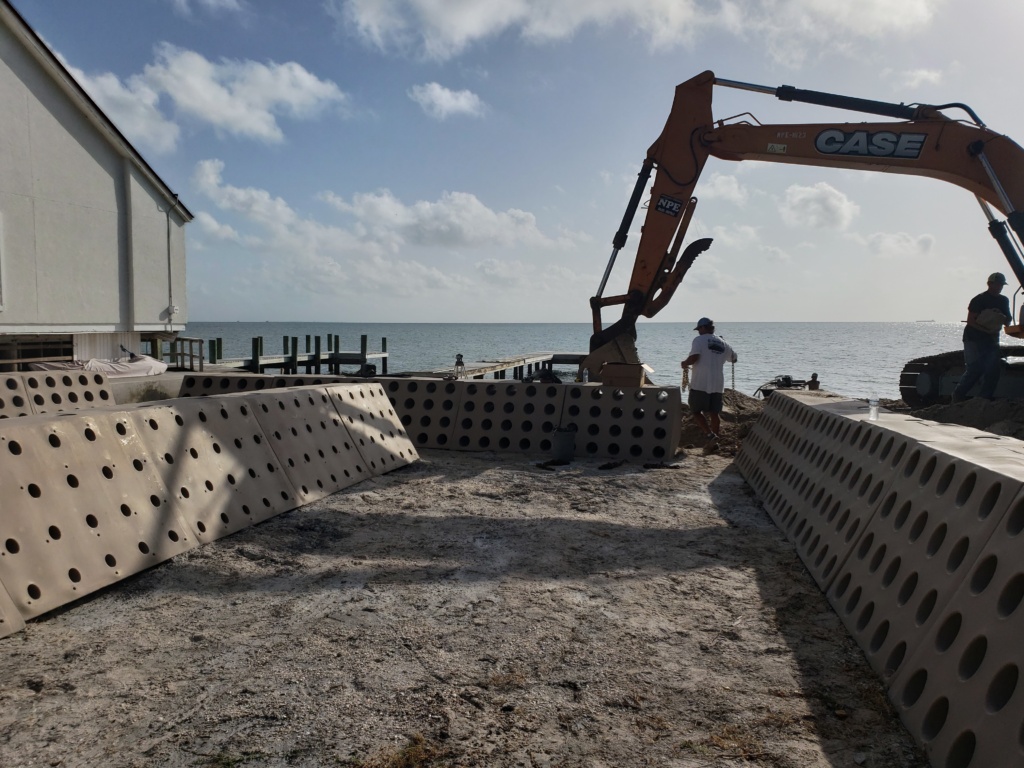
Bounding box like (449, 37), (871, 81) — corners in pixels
(586, 70), (1024, 375)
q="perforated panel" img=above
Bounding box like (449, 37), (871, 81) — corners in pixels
(323, 383), (418, 474)
(233, 388), (370, 504)
(23, 372), (113, 414)
(178, 373), (352, 398)
(449, 380), (565, 453)
(380, 378), (461, 450)
(559, 384), (680, 462)
(122, 399), (300, 543)
(0, 411), (196, 619)
(742, 393), (912, 592)
(0, 581), (25, 638)
(888, 489), (1024, 768)
(0, 375), (33, 418)
(829, 446), (1022, 684)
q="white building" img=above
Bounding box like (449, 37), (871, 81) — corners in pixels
(0, 0), (191, 366)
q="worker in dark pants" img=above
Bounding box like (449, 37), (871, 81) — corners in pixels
(952, 272), (1012, 402)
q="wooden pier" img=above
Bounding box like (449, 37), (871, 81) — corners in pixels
(209, 334), (388, 375)
(206, 332), (587, 381)
(400, 352), (586, 380)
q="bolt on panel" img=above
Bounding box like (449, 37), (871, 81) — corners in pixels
(448, 380), (566, 454)
(233, 388), (370, 505)
(120, 399), (301, 543)
(23, 372), (113, 414)
(830, 443), (1023, 684)
(888, 487), (1024, 768)
(379, 378), (461, 450)
(323, 383), (418, 474)
(559, 384), (680, 462)
(0, 411), (196, 619)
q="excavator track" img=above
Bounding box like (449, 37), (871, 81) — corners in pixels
(899, 346), (1024, 408)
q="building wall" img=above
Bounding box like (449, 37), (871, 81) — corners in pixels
(0, 15), (186, 336)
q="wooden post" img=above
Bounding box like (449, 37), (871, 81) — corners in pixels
(217, 338), (223, 360)
(381, 337), (387, 375)
(305, 335), (311, 352)
(360, 334), (367, 374)
(250, 337), (261, 373)
(259, 336), (264, 355)
(290, 336), (298, 375)
(208, 339), (217, 364)
(314, 335), (322, 374)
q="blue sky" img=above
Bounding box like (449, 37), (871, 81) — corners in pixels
(11, 0), (1024, 324)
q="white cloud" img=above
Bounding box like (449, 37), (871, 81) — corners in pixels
(58, 44), (346, 153)
(475, 259), (585, 290)
(143, 44), (348, 143)
(763, 245), (792, 263)
(858, 231), (935, 258)
(709, 224), (760, 250)
(59, 58), (180, 154)
(699, 174), (748, 206)
(168, 0), (244, 16)
(194, 211), (242, 242)
(779, 182), (860, 230)
(895, 68), (944, 89)
(192, 160), (573, 299)
(408, 82), (486, 119)
(325, 0), (942, 63)
(320, 189), (572, 250)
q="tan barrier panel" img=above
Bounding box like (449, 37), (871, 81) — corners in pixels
(0, 372), (111, 417)
(0, 580), (25, 639)
(739, 394), (902, 592)
(0, 375), (33, 418)
(230, 388), (371, 505)
(559, 384), (681, 462)
(829, 444), (1021, 682)
(178, 373), (353, 398)
(121, 399), (300, 544)
(738, 391), (1024, 768)
(24, 372), (113, 414)
(324, 383), (418, 473)
(888, 488), (1024, 768)
(0, 410), (197, 619)
(380, 378), (462, 449)
(450, 381), (566, 453)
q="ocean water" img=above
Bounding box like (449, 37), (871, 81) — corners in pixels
(184, 321), (1014, 401)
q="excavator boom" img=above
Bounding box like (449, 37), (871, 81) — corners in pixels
(585, 70), (1024, 380)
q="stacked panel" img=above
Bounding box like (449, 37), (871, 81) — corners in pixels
(228, 388), (371, 505)
(23, 372), (113, 414)
(558, 384), (681, 462)
(380, 378), (462, 449)
(889, 489), (1024, 768)
(0, 411), (197, 620)
(738, 390), (1024, 768)
(450, 381), (565, 453)
(0, 375), (33, 418)
(178, 373), (353, 398)
(324, 382), (418, 473)
(120, 399), (300, 543)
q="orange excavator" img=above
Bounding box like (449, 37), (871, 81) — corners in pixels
(584, 70), (1024, 405)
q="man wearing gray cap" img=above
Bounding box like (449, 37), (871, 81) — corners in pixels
(952, 272), (1013, 402)
(681, 318), (737, 446)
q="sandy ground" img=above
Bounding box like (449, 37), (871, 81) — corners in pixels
(0, 391), (934, 768)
